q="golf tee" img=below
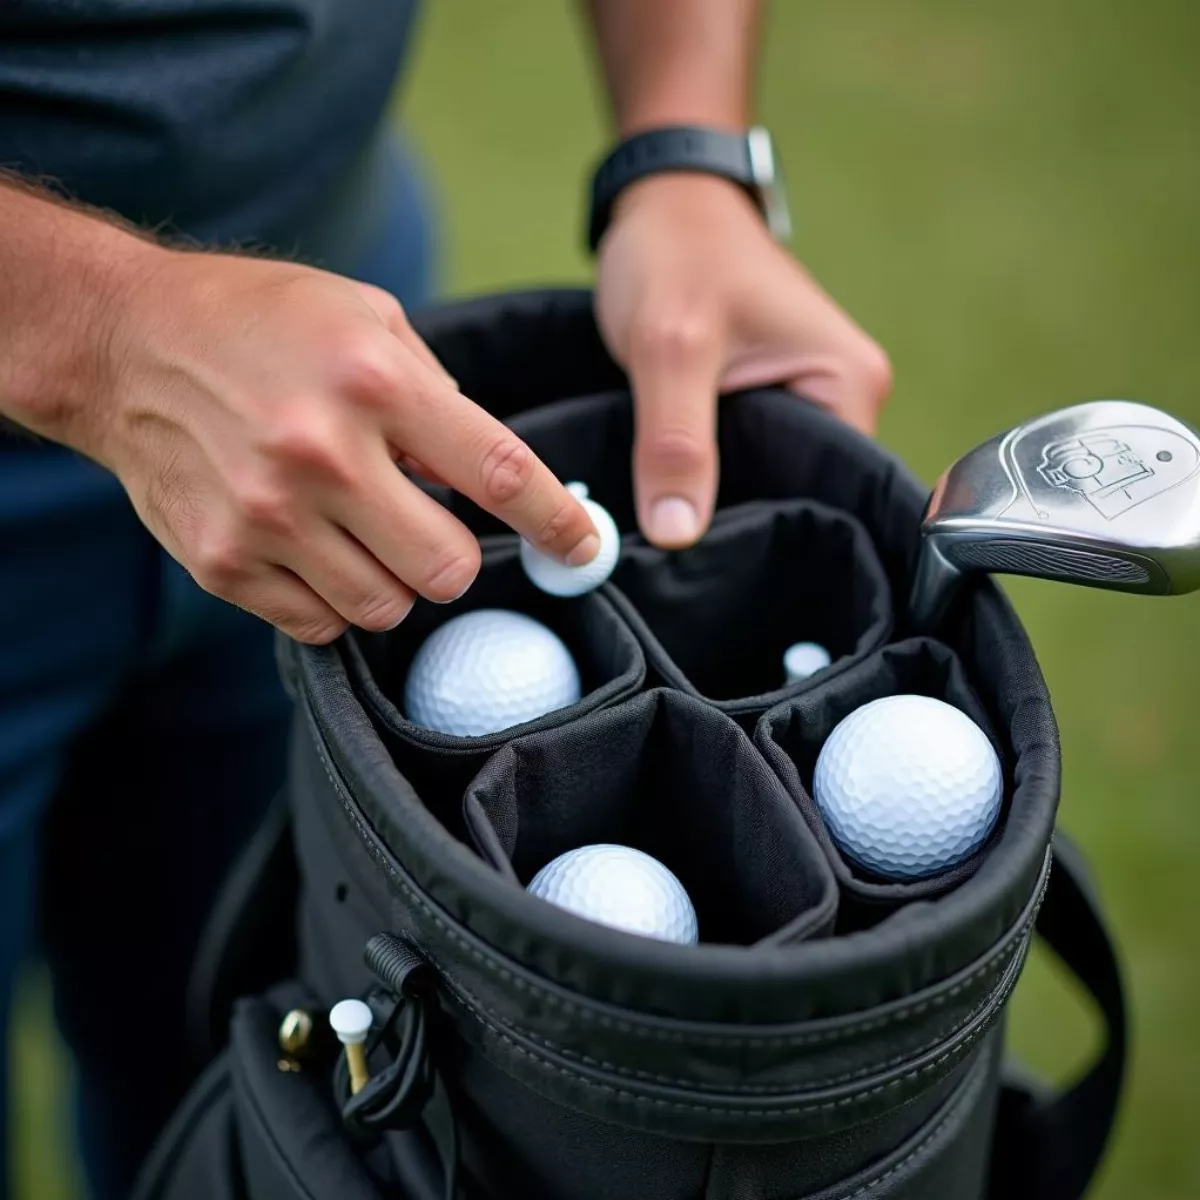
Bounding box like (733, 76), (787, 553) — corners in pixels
(329, 998), (374, 1096)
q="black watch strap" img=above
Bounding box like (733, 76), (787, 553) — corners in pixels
(587, 125), (772, 253)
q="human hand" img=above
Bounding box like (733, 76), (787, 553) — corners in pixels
(595, 174), (893, 548)
(85, 250), (599, 643)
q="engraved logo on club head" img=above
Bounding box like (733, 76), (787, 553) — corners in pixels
(1007, 423), (1200, 521)
(1037, 434), (1154, 518)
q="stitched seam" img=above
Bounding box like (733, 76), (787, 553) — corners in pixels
(439, 968), (1005, 1119)
(452, 932), (1028, 1093)
(437, 929), (1032, 1097)
(837, 1053), (984, 1199)
(310, 722), (1037, 1048)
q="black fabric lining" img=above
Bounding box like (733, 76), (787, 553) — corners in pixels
(756, 639), (1012, 931)
(340, 543), (645, 837)
(605, 497), (893, 714)
(462, 688), (838, 948)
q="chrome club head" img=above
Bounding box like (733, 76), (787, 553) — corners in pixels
(909, 400), (1200, 630)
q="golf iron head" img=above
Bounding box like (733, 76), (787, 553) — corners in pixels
(909, 399), (1200, 630)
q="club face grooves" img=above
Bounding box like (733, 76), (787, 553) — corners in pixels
(942, 539), (1162, 590)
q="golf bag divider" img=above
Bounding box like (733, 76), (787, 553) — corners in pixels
(602, 498), (892, 716)
(460, 687), (839, 944)
(340, 542), (645, 837)
(755, 637), (1009, 930)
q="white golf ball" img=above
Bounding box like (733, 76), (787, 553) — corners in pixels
(520, 482), (620, 597)
(783, 641), (833, 683)
(404, 609), (582, 737)
(813, 695), (1003, 880)
(527, 844), (699, 944)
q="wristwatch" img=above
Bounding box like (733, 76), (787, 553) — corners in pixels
(586, 125), (793, 253)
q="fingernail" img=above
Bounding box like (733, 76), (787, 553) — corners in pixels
(648, 497), (700, 547)
(385, 596), (417, 627)
(565, 533), (601, 566)
(433, 580), (474, 605)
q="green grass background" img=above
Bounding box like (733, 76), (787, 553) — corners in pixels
(11, 1), (1199, 1196)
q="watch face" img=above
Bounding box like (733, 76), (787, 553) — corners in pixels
(748, 126), (793, 243)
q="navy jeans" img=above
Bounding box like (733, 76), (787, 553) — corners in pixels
(0, 128), (437, 1200)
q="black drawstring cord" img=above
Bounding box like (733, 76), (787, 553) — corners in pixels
(333, 933), (461, 1199)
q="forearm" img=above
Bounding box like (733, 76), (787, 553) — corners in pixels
(583, 0), (762, 134)
(0, 175), (156, 445)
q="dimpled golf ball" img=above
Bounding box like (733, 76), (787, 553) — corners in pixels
(783, 641), (833, 683)
(527, 844), (699, 944)
(520, 482), (620, 597)
(813, 695), (1003, 880)
(404, 609), (581, 737)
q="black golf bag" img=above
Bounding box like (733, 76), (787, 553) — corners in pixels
(133, 289), (1126, 1200)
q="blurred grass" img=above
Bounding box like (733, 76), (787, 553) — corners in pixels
(14, 1), (1200, 1196)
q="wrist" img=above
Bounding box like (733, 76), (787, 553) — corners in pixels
(615, 96), (748, 139)
(610, 171), (763, 230)
(0, 191), (162, 452)
(588, 124), (790, 252)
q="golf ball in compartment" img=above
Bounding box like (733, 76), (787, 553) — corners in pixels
(783, 641), (832, 683)
(520, 482), (620, 597)
(813, 695), (1003, 880)
(527, 844), (699, 944)
(404, 609), (581, 737)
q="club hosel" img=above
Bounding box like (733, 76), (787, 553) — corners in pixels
(908, 537), (963, 632)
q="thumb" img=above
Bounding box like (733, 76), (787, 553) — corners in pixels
(748, 277), (893, 438)
(628, 319), (724, 549)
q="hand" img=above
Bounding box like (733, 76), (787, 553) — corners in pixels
(595, 174), (893, 548)
(87, 249), (599, 643)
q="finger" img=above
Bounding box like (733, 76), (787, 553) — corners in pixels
(272, 518), (418, 632)
(792, 373), (881, 437)
(127, 486), (348, 645)
(778, 333), (891, 437)
(232, 567), (350, 645)
(397, 453), (450, 489)
(384, 356), (601, 566)
(354, 282), (459, 389)
(626, 315), (725, 548)
(738, 279), (892, 437)
(325, 439), (482, 604)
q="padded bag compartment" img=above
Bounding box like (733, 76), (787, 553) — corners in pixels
(605, 498), (892, 715)
(755, 638), (1011, 931)
(462, 687), (838, 946)
(135, 980), (455, 1200)
(341, 542), (645, 835)
(130, 1052), (242, 1200)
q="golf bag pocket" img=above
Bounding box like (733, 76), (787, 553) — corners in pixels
(340, 541), (646, 833)
(605, 498), (893, 715)
(755, 637), (1011, 928)
(462, 687), (839, 946)
(135, 978), (458, 1200)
